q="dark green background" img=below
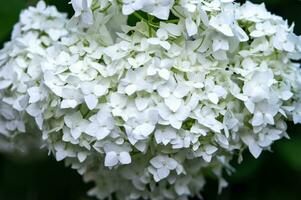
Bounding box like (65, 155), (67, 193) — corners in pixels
(0, 0), (301, 200)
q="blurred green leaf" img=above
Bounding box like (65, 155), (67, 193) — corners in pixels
(277, 137), (301, 172)
(230, 154), (263, 182)
(0, 0), (27, 43)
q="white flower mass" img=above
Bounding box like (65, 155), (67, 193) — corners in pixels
(1, 0), (301, 199)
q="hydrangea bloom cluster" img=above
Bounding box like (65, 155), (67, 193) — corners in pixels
(1, 0), (301, 199)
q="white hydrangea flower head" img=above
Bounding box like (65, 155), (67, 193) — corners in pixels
(1, 0), (301, 199)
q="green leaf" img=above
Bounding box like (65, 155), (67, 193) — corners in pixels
(277, 137), (301, 172)
(229, 154), (263, 182)
(0, 0), (27, 44)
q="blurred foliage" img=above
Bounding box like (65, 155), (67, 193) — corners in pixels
(0, 0), (301, 200)
(0, 154), (94, 200)
(0, 0), (26, 43)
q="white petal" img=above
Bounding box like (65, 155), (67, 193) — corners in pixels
(264, 113), (274, 125)
(26, 103), (42, 117)
(135, 97), (149, 111)
(204, 145), (218, 154)
(119, 152), (131, 164)
(93, 84), (108, 96)
(85, 123), (97, 137)
(150, 156), (164, 168)
(133, 123), (155, 137)
(202, 154), (212, 162)
(281, 91), (293, 101)
(252, 112), (264, 126)
(122, 5), (135, 15)
(0, 80), (12, 89)
(147, 66), (157, 76)
(164, 95), (182, 112)
(208, 93), (219, 104)
(221, 24), (234, 37)
(78, 152), (87, 163)
(125, 84), (137, 95)
(245, 100), (255, 113)
(153, 172), (161, 182)
(166, 158), (178, 170)
(242, 135), (262, 158)
(71, 128), (82, 139)
(84, 94), (98, 110)
(156, 28), (168, 40)
(157, 86), (171, 98)
(169, 117), (182, 129)
(64, 112), (82, 128)
(157, 167), (170, 180)
(104, 151), (119, 167)
(249, 141), (262, 158)
(28, 87), (41, 103)
(150, 6), (170, 20)
(147, 38), (161, 45)
(250, 30), (264, 38)
(80, 82), (94, 94)
(95, 127), (110, 140)
(69, 61), (84, 73)
(185, 18), (198, 36)
(61, 99), (78, 109)
(173, 84), (190, 98)
(158, 69), (170, 80)
(160, 41), (171, 50)
(81, 10), (93, 25)
(234, 24), (249, 42)
(56, 150), (67, 161)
